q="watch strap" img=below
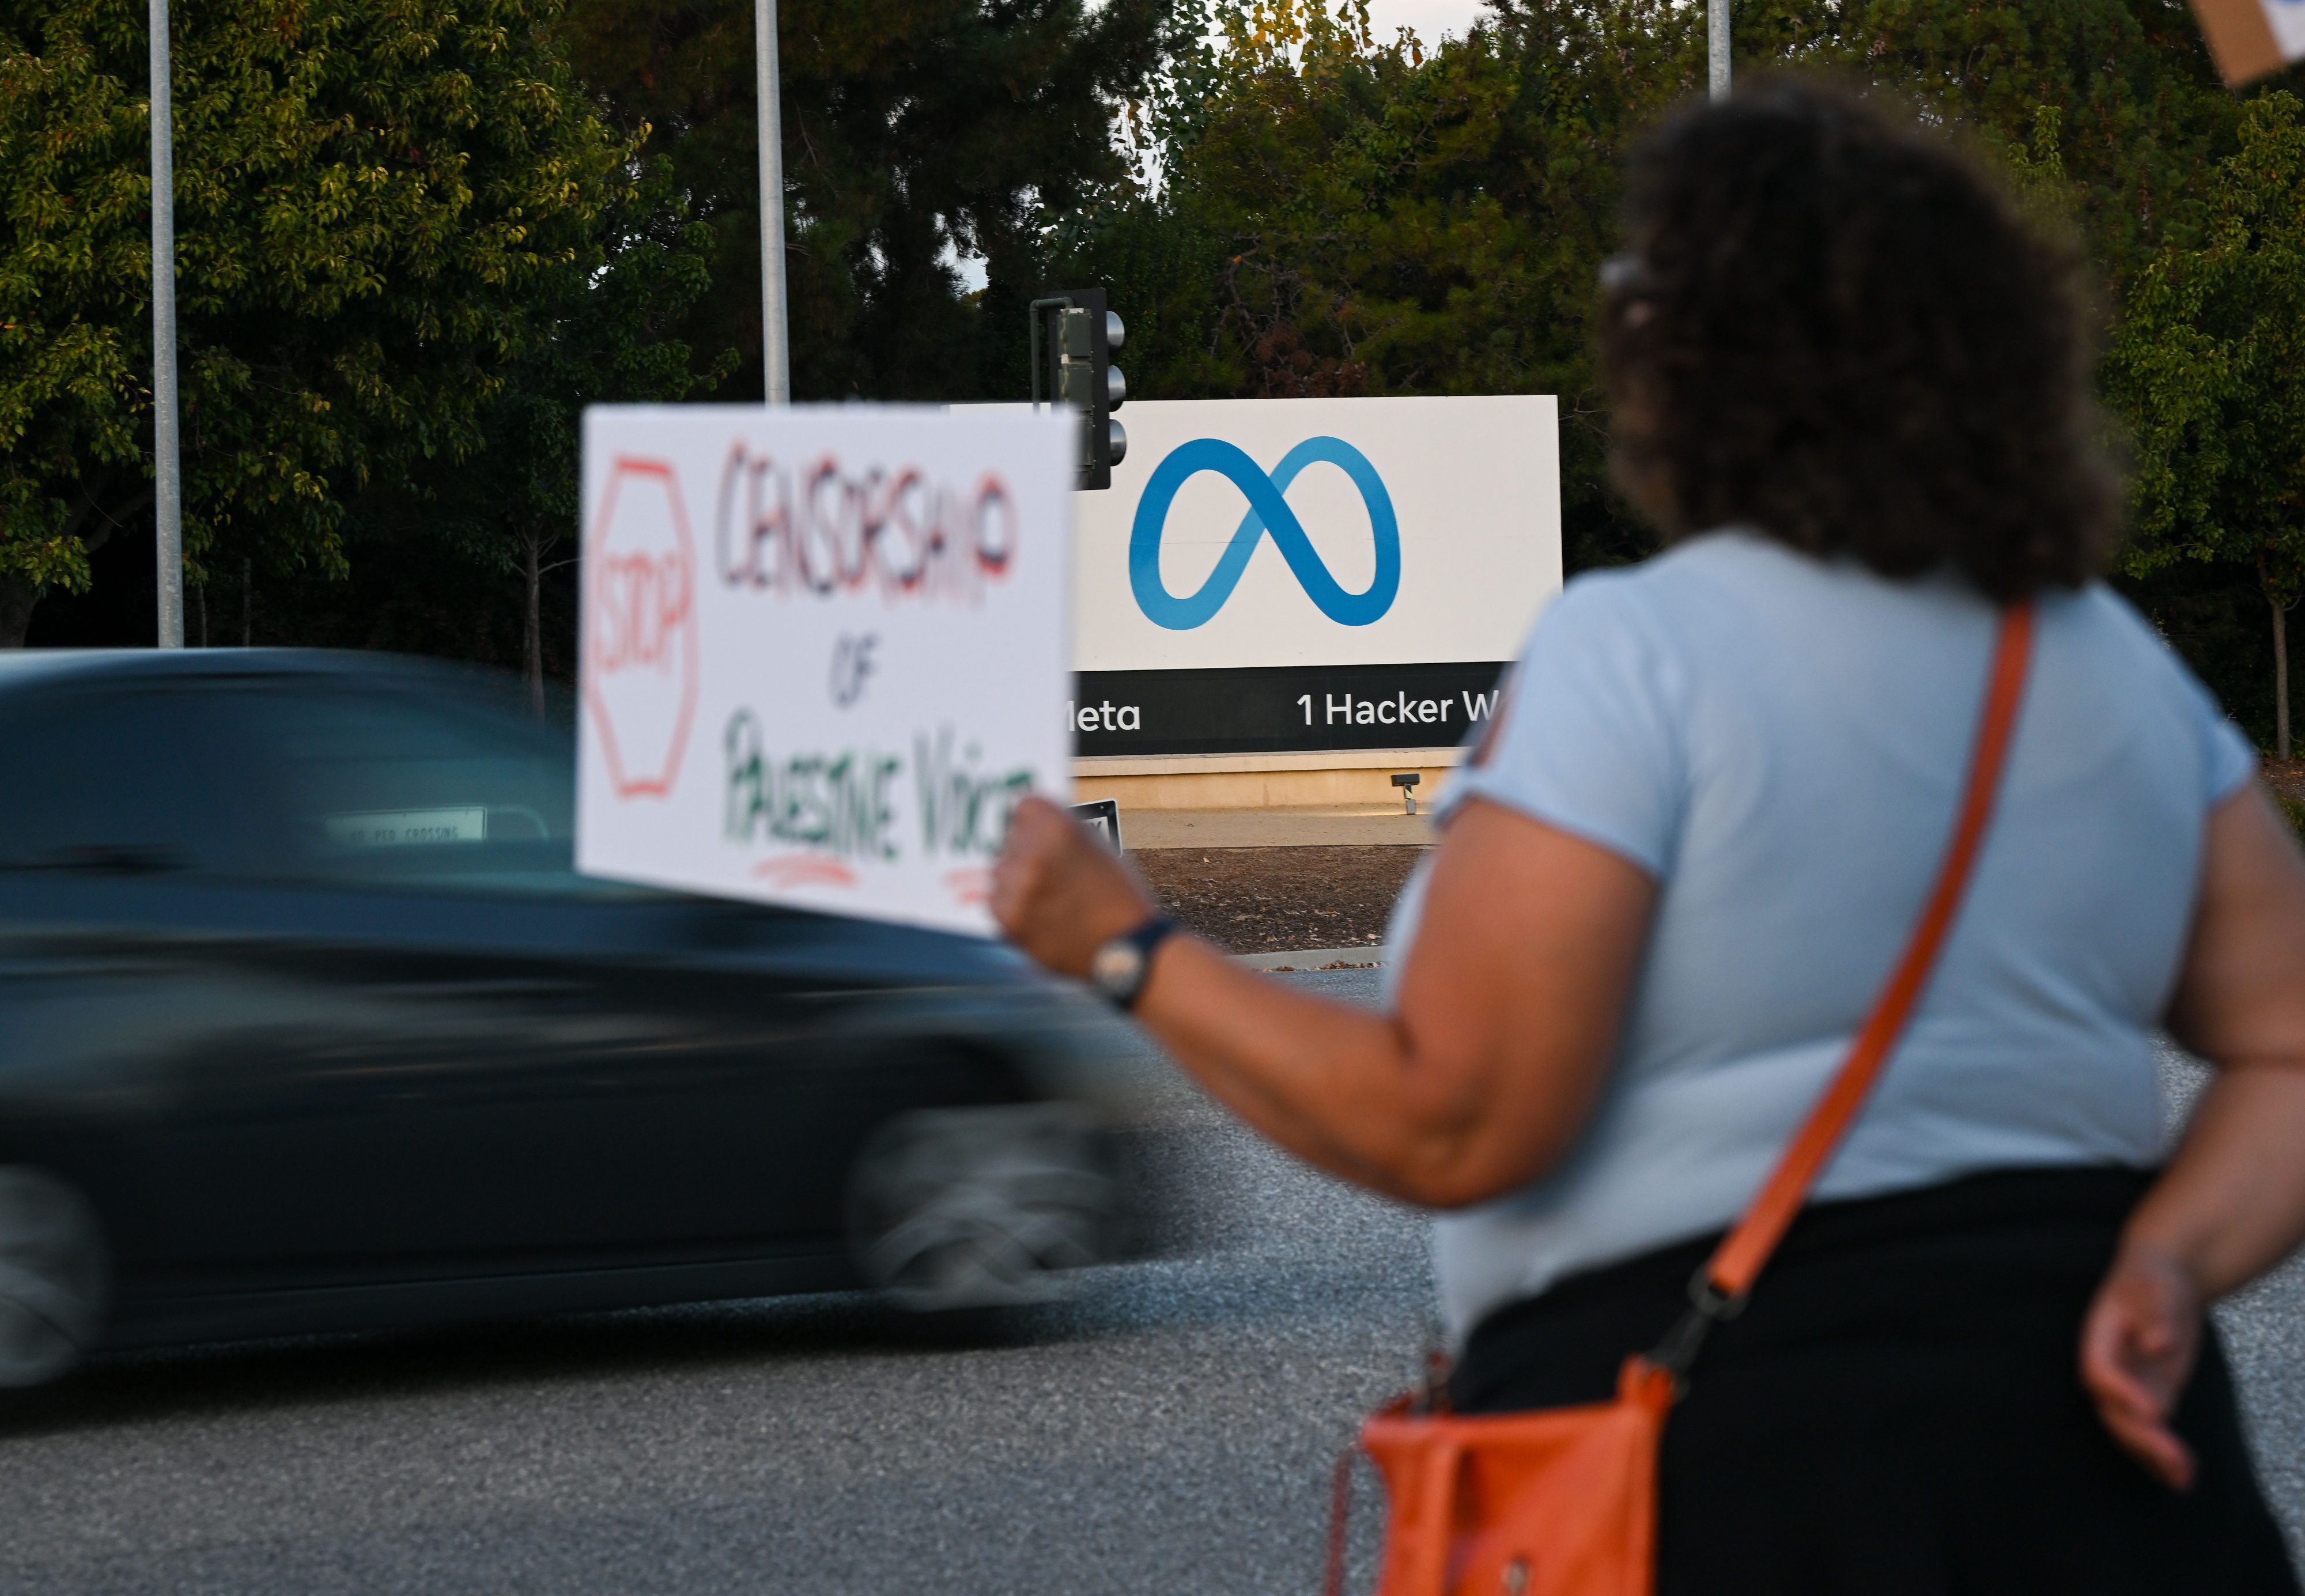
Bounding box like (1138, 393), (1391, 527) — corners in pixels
(1097, 916), (1177, 1010)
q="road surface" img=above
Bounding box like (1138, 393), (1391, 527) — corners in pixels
(0, 969), (2295, 1593)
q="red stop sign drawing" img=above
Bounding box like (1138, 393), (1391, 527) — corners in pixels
(583, 458), (700, 798)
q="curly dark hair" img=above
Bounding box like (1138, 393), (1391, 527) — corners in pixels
(1601, 78), (2117, 602)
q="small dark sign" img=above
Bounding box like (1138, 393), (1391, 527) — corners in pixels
(1070, 799), (1123, 852)
(1070, 661), (1507, 758)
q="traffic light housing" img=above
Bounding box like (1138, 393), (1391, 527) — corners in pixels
(1032, 288), (1127, 490)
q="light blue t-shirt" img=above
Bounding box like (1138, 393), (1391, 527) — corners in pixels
(1391, 532), (2257, 1342)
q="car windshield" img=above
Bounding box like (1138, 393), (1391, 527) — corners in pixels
(214, 677), (653, 898)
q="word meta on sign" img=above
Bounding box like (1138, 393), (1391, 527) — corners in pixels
(579, 404), (1075, 935)
(1068, 698), (1143, 733)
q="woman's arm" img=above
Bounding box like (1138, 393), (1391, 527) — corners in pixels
(991, 795), (1655, 1208)
(2081, 782), (2305, 1491)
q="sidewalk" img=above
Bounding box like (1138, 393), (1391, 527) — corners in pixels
(1120, 803), (1433, 849)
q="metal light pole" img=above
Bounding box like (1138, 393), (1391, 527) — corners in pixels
(1708, 0), (1730, 101)
(150, 0), (184, 646)
(754, 0), (790, 406)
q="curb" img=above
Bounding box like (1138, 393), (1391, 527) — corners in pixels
(1232, 946), (1388, 971)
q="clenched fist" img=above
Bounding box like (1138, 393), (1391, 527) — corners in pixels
(992, 796), (1162, 977)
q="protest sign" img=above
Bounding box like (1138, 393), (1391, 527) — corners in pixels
(576, 405), (1075, 935)
(2191, 0), (2305, 84)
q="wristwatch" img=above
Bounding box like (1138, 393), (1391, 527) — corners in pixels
(1087, 916), (1177, 1011)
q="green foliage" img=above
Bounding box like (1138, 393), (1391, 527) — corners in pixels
(1072, 0), (2251, 575)
(1066, 0), (2305, 717)
(1739, 0), (2238, 294)
(0, 0), (643, 644)
(14, 0), (2305, 714)
(1075, 0), (1705, 571)
(2109, 93), (2305, 667)
(556, 0), (1173, 404)
(369, 153), (732, 692)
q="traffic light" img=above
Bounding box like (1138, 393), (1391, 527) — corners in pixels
(1030, 288), (1127, 490)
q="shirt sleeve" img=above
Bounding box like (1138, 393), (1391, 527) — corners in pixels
(1438, 576), (1687, 878)
(2183, 673), (2258, 807)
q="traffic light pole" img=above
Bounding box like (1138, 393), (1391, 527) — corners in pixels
(1709, 0), (1729, 101)
(1027, 297), (1074, 411)
(150, 0), (184, 647)
(754, 0), (790, 406)
(1030, 290), (1125, 490)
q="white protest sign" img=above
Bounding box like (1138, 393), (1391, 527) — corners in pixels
(575, 404), (1075, 935)
(2191, 0), (2305, 84)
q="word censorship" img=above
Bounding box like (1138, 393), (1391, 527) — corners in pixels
(715, 445), (1018, 604)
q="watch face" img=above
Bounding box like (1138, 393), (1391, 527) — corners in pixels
(1090, 939), (1144, 997)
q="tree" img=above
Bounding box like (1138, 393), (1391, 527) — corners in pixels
(1071, 0), (1705, 571)
(0, 0), (640, 647)
(2111, 91), (2305, 759)
(1080, 0), (2296, 668)
(1076, 0), (2245, 574)
(1743, 0), (2239, 295)
(426, 162), (733, 712)
(555, 0), (1174, 406)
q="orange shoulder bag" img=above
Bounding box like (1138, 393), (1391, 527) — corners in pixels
(1346, 603), (2036, 1596)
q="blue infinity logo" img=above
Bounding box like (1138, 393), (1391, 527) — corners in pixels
(1129, 437), (1400, 629)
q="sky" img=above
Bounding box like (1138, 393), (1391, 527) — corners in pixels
(1354, 0), (1494, 44)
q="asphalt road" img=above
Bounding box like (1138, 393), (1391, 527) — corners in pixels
(0, 968), (2297, 1594)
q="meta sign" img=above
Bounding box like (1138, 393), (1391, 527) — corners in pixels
(1070, 396), (1561, 757)
(576, 405), (1075, 935)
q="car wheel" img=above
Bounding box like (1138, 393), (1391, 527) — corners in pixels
(0, 1167), (108, 1388)
(846, 1103), (1126, 1311)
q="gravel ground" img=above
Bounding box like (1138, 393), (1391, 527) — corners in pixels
(0, 971), (2295, 1592)
(1133, 846), (1430, 954)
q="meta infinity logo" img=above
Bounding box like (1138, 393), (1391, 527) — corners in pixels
(1129, 437), (1400, 630)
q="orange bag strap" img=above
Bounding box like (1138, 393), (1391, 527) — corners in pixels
(1650, 603), (2035, 1376)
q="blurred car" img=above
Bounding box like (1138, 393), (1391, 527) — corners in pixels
(0, 649), (1142, 1388)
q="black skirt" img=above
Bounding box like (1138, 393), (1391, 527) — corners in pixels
(1450, 1168), (2298, 1595)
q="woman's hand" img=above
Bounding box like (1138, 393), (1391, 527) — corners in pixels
(2079, 1241), (2201, 1492)
(991, 796), (1160, 977)
(2095, 782), (2305, 1492)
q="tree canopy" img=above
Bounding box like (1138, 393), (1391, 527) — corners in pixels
(556, 0), (1174, 403)
(1070, 0), (2296, 741)
(2111, 90), (2305, 755)
(0, 0), (652, 646)
(12, 0), (2305, 751)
